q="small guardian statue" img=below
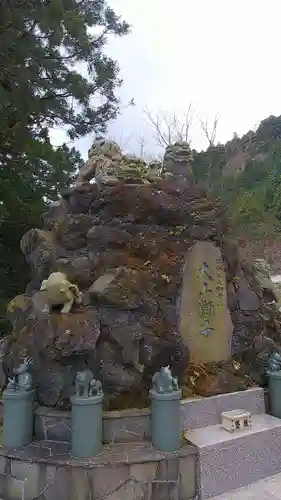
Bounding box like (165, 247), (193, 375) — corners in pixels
(152, 365), (179, 394)
(267, 352), (281, 373)
(150, 365), (182, 452)
(7, 357), (34, 392)
(72, 370), (104, 457)
(75, 370), (103, 397)
(252, 259), (281, 310)
(40, 272), (82, 314)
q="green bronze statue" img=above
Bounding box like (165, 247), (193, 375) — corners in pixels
(152, 365), (179, 394)
(7, 357), (33, 392)
(75, 370), (103, 397)
(267, 352), (281, 373)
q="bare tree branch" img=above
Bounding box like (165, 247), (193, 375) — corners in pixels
(137, 135), (147, 159)
(107, 132), (133, 152)
(199, 113), (220, 147)
(197, 113), (220, 190)
(144, 105), (194, 148)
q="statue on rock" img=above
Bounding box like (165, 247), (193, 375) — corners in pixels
(162, 141), (194, 184)
(116, 154), (151, 184)
(40, 272), (83, 314)
(75, 137), (163, 187)
(252, 259), (281, 310)
(76, 138), (123, 185)
(146, 160), (163, 181)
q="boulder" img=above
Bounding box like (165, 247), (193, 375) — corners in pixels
(55, 256), (95, 289)
(236, 278), (260, 311)
(20, 229), (61, 281)
(87, 226), (131, 250)
(89, 267), (158, 313)
(192, 361), (254, 397)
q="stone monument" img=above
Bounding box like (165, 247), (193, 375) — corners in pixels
(162, 140), (194, 184)
(76, 138), (123, 185)
(5, 135), (281, 409)
(179, 241), (233, 363)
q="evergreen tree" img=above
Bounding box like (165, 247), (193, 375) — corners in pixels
(0, 0), (130, 331)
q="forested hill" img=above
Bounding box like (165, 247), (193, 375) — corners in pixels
(192, 115), (281, 240)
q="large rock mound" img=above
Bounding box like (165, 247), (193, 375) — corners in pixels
(3, 139), (281, 409)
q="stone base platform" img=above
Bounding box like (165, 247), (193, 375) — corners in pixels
(34, 387), (265, 443)
(0, 440), (197, 500)
(185, 413), (281, 499)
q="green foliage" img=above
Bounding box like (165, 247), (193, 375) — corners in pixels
(267, 141), (281, 217)
(231, 191), (265, 227)
(0, 0), (129, 332)
(192, 145), (226, 189)
(192, 116), (281, 238)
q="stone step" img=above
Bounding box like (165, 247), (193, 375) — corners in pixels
(184, 413), (281, 499)
(34, 388), (265, 444)
(181, 387), (265, 431)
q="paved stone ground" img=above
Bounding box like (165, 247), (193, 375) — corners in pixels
(211, 472), (281, 499)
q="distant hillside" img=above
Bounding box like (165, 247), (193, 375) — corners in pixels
(192, 115), (281, 243)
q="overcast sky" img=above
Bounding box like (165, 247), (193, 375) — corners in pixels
(51, 0), (281, 160)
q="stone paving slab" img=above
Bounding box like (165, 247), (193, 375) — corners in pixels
(185, 413), (281, 498)
(210, 471), (281, 499)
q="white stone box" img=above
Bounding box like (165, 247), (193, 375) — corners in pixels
(221, 409), (252, 433)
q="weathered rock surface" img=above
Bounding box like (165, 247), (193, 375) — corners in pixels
(4, 309), (100, 407)
(7, 176), (218, 407)
(5, 141), (281, 409)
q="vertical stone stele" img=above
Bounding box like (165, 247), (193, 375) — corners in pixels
(179, 241), (233, 363)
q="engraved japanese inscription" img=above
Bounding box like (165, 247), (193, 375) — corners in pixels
(179, 241), (233, 363)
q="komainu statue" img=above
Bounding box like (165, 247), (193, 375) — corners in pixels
(7, 357), (34, 392)
(75, 370), (103, 397)
(75, 137), (164, 186)
(76, 138), (123, 185)
(116, 154), (150, 184)
(267, 352), (281, 373)
(152, 366), (179, 393)
(40, 272), (82, 313)
(146, 160), (162, 181)
(162, 141), (194, 184)
(252, 259), (281, 310)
